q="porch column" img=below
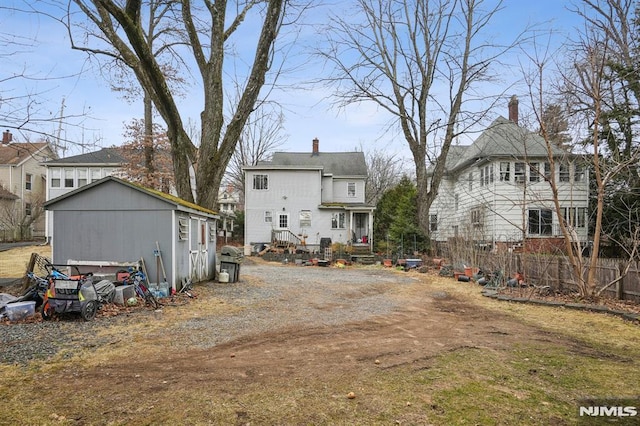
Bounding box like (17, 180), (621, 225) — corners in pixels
(349, 210), (354, 243)
(368, 211), (373, 250)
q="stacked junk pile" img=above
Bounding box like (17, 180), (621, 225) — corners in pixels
(218, 245), (243, 283)
(0, 242), (196, 322)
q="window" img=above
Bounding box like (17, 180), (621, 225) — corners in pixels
(574, 163), (585, 182)
(64, 169), (74, 188)
(25, 174), (32, 191)
(562, 207), (586, 228)
(543, 163), (551, 181)
(278, 213), (289, 229)
(429, 214), (438, 232)
(90, 168), (102, 183)
(468, 172), (473, 191)
(528, 209), (553, 235)
(25, 203), (32, 217)
(77, 169), (88, 187)
(480, 165), (493, 186)
(299, 210), (311, 227)
(471, 208), (483, 228)
(559, 163), (570, 182)
(454, 194), (459, 211)
(51, 169), (61, 188)
(347, 182), (356, 197)
(253, 174), (268, 190)
(514, 162), (526, 183)
(331, 212), (345, 229)
(500, 162), (510, 181)
(529, 163), (540, 182)
(178, 217), (188, 240)
(264, 211), (272, 223)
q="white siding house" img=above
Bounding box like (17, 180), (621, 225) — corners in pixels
(243, 139), (374, 254)
(428, 97), (589, 251)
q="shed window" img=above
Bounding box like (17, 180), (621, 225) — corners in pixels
(209, 223), (216, 242)
(178, 218), (188, 240)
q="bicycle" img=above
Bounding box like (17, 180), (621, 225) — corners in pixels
(126, 268), (160, 309)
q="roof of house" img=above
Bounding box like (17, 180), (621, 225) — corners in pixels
(434, 117), (570, 174)
(0, 142), (54, 166)
(44, 147), (126, 166)
(44, 176), (218, 217)
(255, 151), (368, 177)
(0, 185), (18, 200)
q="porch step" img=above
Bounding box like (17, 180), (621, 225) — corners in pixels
(350, 255), (376, 265)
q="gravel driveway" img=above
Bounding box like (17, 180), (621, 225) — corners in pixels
(1, 260), (418, 365)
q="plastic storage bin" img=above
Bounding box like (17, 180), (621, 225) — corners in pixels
(5, 301), (36, 321)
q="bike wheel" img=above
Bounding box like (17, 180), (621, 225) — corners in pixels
(144, 291), (160, 309)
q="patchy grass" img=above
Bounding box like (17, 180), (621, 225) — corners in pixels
(0, 244), (51, 278)
(1, 254), (639, 425)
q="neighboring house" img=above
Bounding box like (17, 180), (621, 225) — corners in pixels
(428, 96), (589, 252)
(217, 183), (242, 242)
(44, 176), (218, 289)
(43, 147), (126, 242)
(0, 130), (58, 240)
(243, 138), (375, 256)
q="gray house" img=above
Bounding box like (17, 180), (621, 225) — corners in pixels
(44, 176), (218, 290)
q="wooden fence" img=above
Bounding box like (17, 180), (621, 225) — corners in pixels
(473, 253), (640, 303)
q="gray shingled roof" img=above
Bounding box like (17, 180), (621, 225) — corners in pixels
(432, 117), (569, 174)
(262, 151), (367, 176)
(44, 147), (126, 165)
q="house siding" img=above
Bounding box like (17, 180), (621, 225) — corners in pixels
(430, 157), (589, 245)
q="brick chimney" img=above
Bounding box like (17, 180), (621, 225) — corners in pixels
(312, 137), (319, 155)
(508, 95), (519, 124)
(2, 130), (12, 144)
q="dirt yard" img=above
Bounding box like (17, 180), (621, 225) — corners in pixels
(1, 253), (639, 425)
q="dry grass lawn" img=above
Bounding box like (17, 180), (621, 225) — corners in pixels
(1, 247), (639, 425)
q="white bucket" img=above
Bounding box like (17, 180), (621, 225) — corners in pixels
(219, 270), (230, 283)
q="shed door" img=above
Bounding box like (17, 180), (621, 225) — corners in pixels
(189, 217), (208, 282)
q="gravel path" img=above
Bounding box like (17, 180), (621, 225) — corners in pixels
(0, 261), (418, 365)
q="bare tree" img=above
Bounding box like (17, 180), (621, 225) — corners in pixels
(226, 102), (286, 200)
(363, 147), (406, 205)
(320, 0), (523, 237)
(34, 0), (299, 209)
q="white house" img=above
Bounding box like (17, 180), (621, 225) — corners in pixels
(43, 148), (126, 241)
(428, 96), (589, 252)
(243, 138), (375, 255)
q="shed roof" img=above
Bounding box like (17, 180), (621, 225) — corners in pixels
(253, 151), (367, 176)
(44, 176), (218, 217)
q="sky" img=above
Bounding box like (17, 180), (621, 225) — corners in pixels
(1, 1), (584, 160)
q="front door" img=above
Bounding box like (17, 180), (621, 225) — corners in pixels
(353, 213), (369, 242)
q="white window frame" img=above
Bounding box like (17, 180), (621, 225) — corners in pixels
(347, 182), (356, 197)
(331, 212), (346, 229)
(253, 174), (269, 190)
(25, 173), (32, 191)
(64, 169), (74, 188)
(51, 169), (61, 188)
(277, 213), (289, 229)
(264, 211), (272, 223)
(499, 162), (510, 181)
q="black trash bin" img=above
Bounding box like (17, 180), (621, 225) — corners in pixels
(220, 246), (243, 283)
